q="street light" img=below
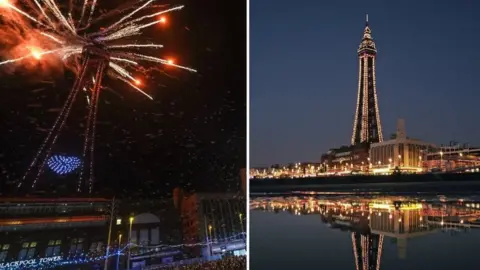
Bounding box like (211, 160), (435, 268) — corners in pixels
(239, 213), (245, 243)
(440, 151), (444, 171)
(208, 224), (213, 256)
(127, 216), (134, 270)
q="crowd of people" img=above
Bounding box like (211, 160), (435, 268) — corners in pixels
(165, 256), (246, 270)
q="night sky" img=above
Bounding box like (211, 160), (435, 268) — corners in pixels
(0, 0), (246, 196)
(250, 0), (480, 167)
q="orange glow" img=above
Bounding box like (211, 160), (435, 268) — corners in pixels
(29, 47), (42, 60)
(0, 0), (10, 8)
(166, 59), (174, 65)
(134, 79), (142, 86)
(0, 215), (106, 226)
(159, 16), (167, 24)
(0, 197), (109, 203)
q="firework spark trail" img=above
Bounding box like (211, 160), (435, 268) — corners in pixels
(86, 0), (99, 25)
(40, 32), (65, 44)
(109, 62), (137, 82)
(33, 0), (56, 28)
(0, 48), (67, 66)
(62, 48), (83, 60)
(43, 0), (76, 33)
(99, 25), (141, 41)
(78, 0), (89, 26)
(107, 44), (164, 49)
(105, 0), (155, 32)
(67, 13), (76, 30)
(3, 1), (44, 25)
(123, 5), (184, 26)
(102, 6), (184, 41)
(111, 57), (138, 65)
(68, 0), (74, 16)
(130, 53), (197, 72)
(115, 75), (153, 100)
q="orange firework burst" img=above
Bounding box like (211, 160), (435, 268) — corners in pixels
(0, 0), (10, 8)
(28, 47), (43, 59)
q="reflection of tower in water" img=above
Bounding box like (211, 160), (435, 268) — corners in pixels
(351, 232), (384, 270)
(349, 201), (434, 270)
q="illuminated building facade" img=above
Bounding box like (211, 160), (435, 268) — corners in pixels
(369, 119), (434, 174)
(120, 199), (184, 269)
(351, 15), (383, 145)
(422, 144), (480, 172)
(320, 143), (369, 173)
(250, 162), (324, 179)
(0, 198), (110, 269)
(173, 188), (246, 259)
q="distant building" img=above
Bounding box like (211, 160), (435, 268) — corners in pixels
(173, 188), (246, 259)
(0, 197), (110, 269)
(321, 143), (370, 173)
(119, 198), (184, 268)
(369, 119), (434, 174)
(422, 143), (480, 172)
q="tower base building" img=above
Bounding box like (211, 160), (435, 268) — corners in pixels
(369, 119), (435, 174)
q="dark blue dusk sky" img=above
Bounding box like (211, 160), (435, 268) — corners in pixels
(250, 0), (480, 167)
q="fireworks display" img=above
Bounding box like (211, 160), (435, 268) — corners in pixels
(47, 155), (82, 175)
(0, 0), (196, 194)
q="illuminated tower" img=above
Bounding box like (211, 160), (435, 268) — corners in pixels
(351, 232), (384, 270)
(351, 15), (383, 145)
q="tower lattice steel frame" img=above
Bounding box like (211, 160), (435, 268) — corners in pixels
(351, 15), (384, 145)
(17, 44), (110, 195)
(351, 232), (384, 270)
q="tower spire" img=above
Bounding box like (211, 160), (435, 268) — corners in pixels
(366, 13), (369, 25)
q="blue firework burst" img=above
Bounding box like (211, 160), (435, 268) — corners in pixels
(47, 155), (82, 175)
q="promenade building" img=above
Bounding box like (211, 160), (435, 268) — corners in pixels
(369, 119), (434, 174)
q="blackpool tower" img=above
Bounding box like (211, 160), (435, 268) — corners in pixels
(351, 15), (384, 145)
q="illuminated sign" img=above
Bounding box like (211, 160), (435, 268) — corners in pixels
(0, 256), (62, 269)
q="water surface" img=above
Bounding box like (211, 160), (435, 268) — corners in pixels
(250, 194), (480, 270)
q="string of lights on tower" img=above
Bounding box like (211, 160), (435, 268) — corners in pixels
(351, 14), (384, 145)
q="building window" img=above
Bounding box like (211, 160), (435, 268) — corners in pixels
(69, 238), (84, 254)
(0, 244), (9, 262)
(45, 240), (62, 257)
(89, 242), (103, 253)
(18, 242), (36, 260)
